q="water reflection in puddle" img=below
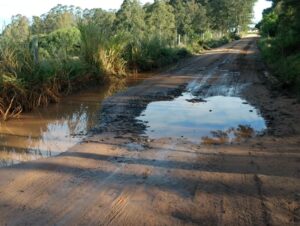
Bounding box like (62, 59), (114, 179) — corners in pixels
(137, 93), (266, 143)
(0, 88), (103, 167)
(0, 76), (149, 167)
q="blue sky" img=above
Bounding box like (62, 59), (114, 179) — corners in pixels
(0, 0), (272, 29)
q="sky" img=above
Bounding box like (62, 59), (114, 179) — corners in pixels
(0, 0), (272, 29)
(253, 0), (273, 23)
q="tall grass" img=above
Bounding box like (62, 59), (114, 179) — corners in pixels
(1, 20), (193, 120)
(259, 37), (300, 96)
(1, 22), (130, 120)
(0, 31), (92, 120)
(125, 36), (191, 71)
(78, 21), (127, 79)
(0, 42), (28, 120)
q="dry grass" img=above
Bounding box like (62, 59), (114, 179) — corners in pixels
(97, 48), (127, 78)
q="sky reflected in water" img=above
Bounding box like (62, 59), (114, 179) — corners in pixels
(137, 93), (266, 143)
(0, 88), (103, 167)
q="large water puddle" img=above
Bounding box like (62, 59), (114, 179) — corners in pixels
(0, 76), (148, 167)
(0, 73), (268, 167)
(137, 92), (266, 144)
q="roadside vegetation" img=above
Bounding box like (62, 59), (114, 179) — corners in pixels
(257, 0), (300, 95)
(0, 0), (256, 120)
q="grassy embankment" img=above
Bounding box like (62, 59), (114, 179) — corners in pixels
(257, 0), (300, 96)
(0, 26), (192, 120)
(0, 28), (238, 121)
(0, 0), (248, 120)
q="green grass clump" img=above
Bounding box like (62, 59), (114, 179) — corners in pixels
(0, 33), (95, 120)
(132, 37), (191, 71)
(259, 37), (300, 95)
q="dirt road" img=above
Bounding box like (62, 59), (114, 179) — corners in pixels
(0, 36), (299, 226)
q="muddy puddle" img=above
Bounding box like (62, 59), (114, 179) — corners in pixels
(0, 76), (148, 167)
(137, 92), (267, 144)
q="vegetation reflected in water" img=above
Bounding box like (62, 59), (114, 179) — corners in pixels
(0, 76), (147, 167)
(202, 125), (256, 145)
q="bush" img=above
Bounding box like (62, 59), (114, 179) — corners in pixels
(260, 12), (278, 37)
(39, 28), (81, 59)
(78, 21), (128, 78)
(130, 36), (191, 71)
(0, 30), (96, 120)
(259, 38), (300, 94)
(229, 32), (241, 40)
(201, 36), (230, 50)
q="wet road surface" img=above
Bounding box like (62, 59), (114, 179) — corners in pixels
(0, 36), (299, 226)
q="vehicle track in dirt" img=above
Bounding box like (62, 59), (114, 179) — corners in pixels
(0, 36), (299, 226)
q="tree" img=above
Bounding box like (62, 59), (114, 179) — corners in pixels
(2, 15), (30, 42)
(185, 0), (208, 35)
(260, 10), (278, 37)
(114, 0), (146, 39)
(83, 8), (115, 37)
(31, 16), (44, 35)
(145, 0), (176, 44)
(37, 4), (78, 34)
(170, 0), (186, 36)
(207, 0), (255, 34)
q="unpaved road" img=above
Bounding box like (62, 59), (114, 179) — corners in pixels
(0, 36), (300, 226)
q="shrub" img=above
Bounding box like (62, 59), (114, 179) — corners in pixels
(38, 27), (81, 58)
(259, 38), (300, 95)
(129, 36), (191, 71)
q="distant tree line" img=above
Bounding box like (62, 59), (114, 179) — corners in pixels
(2, 0), (256, 49)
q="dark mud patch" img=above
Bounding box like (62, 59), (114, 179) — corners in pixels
(186, 97), (207, 103)
(92, 84), (187, 136)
